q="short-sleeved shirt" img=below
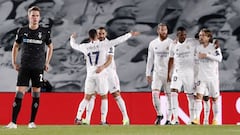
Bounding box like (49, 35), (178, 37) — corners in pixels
(15, 26), (52, 70)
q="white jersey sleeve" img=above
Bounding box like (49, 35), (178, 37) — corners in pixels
(206, 47), (222, 62)
(169, 42), (175, 58)
(103, 33), (132, 48)
(70, 37), (87, 54)
(70, 33), (132, 53)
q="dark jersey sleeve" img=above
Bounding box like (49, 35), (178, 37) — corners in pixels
(15, 28), (22, 44)
(45, 29), (52, 46)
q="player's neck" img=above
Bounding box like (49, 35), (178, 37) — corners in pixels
(90, 37), (98, 42)
(29, 24), (39, 30)
(203, 42), (209, 48)
(159, 36), (167, 41)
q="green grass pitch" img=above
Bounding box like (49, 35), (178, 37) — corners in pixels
(1, 125), (239, 135)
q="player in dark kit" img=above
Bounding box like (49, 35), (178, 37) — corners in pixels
(6, 6), (53, 129)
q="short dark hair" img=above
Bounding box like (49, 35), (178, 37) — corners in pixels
(98, 27), (106, 31)
(28, 6), (41, 14)
(88, 29), (97, 39)
(177, 26), (186, 32)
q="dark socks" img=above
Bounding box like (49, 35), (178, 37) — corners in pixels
(12, 98), (22, 124)
(30, 97), (39, 122)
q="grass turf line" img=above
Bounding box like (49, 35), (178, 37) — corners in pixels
(1, 125), (240, 135)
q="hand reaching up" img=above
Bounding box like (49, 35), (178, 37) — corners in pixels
(130, 31), (140, 37)
(71, 33), (77, 39)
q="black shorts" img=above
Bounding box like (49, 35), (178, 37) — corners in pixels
(17, 68), (44, 87)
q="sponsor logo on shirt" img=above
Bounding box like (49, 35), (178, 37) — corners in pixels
(23, 38), (43, 44)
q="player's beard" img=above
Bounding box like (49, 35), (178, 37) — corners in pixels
(99, 37), (105, 41)
(160, 33), (167, 40)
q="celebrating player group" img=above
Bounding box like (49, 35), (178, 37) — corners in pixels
(5, 5), (222, 129)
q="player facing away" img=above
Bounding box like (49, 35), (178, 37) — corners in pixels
(167, 27), (198, 125)
(82, 27), (130, 125)
(70, 29), (139, 125)
(146, 23), (173, 125)
(6, 6), (53, 129)
(192, 28), (222, 125)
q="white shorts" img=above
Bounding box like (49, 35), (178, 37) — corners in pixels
(170, 72), (195, 94)
(151, 72), (170, 93)
(84, 72), (108, 95)
(196, 79), (220, 98)
(108, 69), (120, 93)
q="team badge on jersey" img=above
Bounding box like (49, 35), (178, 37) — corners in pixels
(38, 32), (42, 39)
(166, 46), (169, 50)
(24, 33), (28, 37)
(187, 45), (190, 49)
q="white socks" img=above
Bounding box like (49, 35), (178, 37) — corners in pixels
(101, 99), (108, 123)
(166, 93), (172, 121)
(76, 99), (89, 120)
(203, 100), (210, 124)
(194, 99), (202, 120)
(171, 92), (178, 122)
(152, 91), (162, 116)
(212, 100), (219, 120)
(115, 96), (129, 120)
(187, 94), (195, 122)
(86, 95), (96, 122)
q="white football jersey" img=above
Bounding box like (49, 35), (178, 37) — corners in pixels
(100, 38), (116, 71)
(196, 43), (222, 81)
(169, 38), (198, 74)
(146, 37), (173, 77)
(70, 33), (131, 75)
(106, 46), (116, 71)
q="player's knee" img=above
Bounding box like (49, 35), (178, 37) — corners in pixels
(15, 91), (24, 99)
(203, 96), (209, 101)
(101, 94), (108, 99)
(32, 92), (40, 98)
(112, 91), (120, 98)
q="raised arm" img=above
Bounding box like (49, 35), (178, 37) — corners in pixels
(105, 31), (140, 48)
(70, 33), (81, 50)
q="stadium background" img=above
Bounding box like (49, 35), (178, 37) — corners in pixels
(0, 0), (239, 125)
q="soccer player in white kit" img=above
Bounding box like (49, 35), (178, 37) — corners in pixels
(70, 29), (139, 125)
(192, 28), (222, 125)
(146, 23), (173, 125)
(167, 27), (198, 125)
(84, 27), (130, 125)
